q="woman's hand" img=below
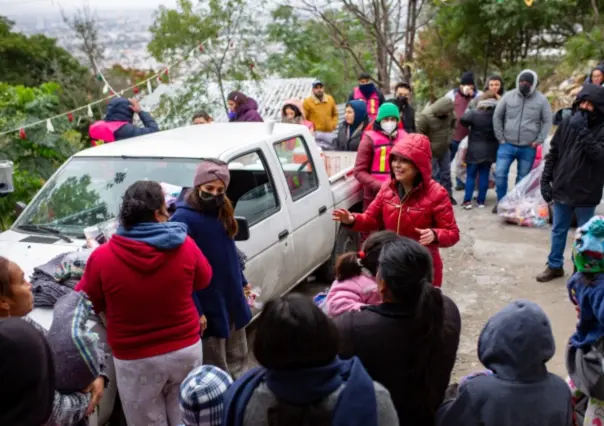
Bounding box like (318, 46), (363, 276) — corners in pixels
(243, 284), (252, 298)
(200, 315), (208, 335)
(83, 376), (105, 416)
(416, 228), (436, 246)
(332, 209), (355, 225)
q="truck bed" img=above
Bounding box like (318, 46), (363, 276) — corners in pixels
(324, 151), (363, 210)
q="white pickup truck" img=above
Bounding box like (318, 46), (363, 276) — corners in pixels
(0, 122), (362, 425)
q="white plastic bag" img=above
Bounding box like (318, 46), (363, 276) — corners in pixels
(454, 137), (496, 188)
(497, 162), (550, 227)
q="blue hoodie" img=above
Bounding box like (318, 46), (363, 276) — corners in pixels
(436, 300), (573, 426)
(101, 97), (160, 141)
(169, 191), (252, 339)
(116, 222), (187, 250)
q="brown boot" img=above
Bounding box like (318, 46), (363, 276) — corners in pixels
(536, 265), (564, 282)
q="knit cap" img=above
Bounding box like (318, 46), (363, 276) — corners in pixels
(460, 72), (475, 86)
(180, 365), (234, 426)
(193, 160), (230, 188)
(519, 72), (535, 86)
(376, 103), (400, 122)
(573, 215), (604, 273)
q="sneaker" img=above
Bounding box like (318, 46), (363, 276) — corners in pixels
(492, 204), (498, 214)
(462, 202), (472, 210)
(477, 204), (485, 209)
(536, 265), (565, 282)
(450, 196), (458, 206)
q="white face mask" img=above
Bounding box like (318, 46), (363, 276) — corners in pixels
(381, 121), (397, 134)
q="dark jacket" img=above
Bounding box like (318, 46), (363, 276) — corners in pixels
(231, 98), (263, 123)
(436, 300), (573, 426)
(105, 97), (160, 141)
(170, 192), (252, 339)
(542, 84), (604, 207)
(334, 297), (461, 424)
(387, 97), (416, 133)
(586, 65), (604, 86)
(460, 102), (499, 164)
(416, 97), (456, 158)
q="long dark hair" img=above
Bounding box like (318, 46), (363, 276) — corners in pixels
(377, 238), (445, 412)
(335, 230), (400, 281)
(254, 294), (337, 426)
(118, 180), (165, 230)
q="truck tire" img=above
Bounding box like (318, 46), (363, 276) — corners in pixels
(315, 226), (360, 283)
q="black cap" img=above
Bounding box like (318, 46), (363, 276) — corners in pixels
(460, 72), (475, 86)
(312, 80), (324, 88)
(519, 72), (534, 85)
(358, 72), (371, 80)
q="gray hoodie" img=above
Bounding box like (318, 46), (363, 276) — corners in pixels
(493, 69), (552, 146)
(435, 300), (573, 426)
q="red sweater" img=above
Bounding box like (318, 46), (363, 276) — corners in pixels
(76, 234), (212, 360)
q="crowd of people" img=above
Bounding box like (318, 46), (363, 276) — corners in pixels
(3, 64), (604, 425)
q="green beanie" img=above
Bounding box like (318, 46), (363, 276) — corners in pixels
(376, 102), (400, 122)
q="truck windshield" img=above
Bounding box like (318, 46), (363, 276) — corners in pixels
(14, 157), (200, 237)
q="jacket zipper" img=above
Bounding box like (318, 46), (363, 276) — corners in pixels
(396, 189), (415, 234)
(517, 95), (526, 143)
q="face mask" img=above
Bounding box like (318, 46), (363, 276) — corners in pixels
(461, 86), (472, 96)
(381, 121), (397, 134)
(228, 111), (237, 120)
(199, 191), (225, 212)
(519, 84), (531, 96)
(359, 83), (376, 98)
(396, 95), (408, 105)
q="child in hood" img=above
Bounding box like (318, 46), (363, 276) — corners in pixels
(325, 231), (401, 317)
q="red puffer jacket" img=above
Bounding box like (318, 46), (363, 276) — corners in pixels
(351, 133), (460, 287)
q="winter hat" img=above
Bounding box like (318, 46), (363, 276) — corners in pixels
(519, 72), (535, 86)
(179, 365), (234, 426)
(460, 72), (475, 86)
(376, 102), (400, 122)
(227, 91), (248, 108)
(194, 159), (231, 188)
(573, 215), (604, 273)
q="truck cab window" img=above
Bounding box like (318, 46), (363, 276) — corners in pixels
(227, 150), (280, 226)
(273, 136), (318, 201)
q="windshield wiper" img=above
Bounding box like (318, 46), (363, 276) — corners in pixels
(16, 224), (73, 243)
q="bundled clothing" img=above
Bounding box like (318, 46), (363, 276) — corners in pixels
(335, 298), (461, 424)
(89, 97), (159, 145)
(228, 92), (263, 123)
(303, 93), (339, 133)
(349, 83), (386, 121)
(586, 65), (604, 86)
(223, 356), (399, 426)
(436, 300), (573, 426)
(325, 274), (380, 317)
(388, 96), (416, 133)
(350, 134), (460, 286)
(179, 365), (234, 426)
(334, 100), (369, 151)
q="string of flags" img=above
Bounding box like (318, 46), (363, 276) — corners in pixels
(0, 42), (207, 139)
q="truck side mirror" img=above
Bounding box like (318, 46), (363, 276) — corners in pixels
(15, 202), (26, 217)
(234, 217), (250, 241)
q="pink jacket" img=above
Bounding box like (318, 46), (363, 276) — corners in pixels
(325, 274), (381, 317)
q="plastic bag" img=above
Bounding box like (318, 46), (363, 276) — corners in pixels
(454, 137), (496, 189)
(497, 162), (550, 227)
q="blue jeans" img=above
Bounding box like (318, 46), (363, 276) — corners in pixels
(432, 150), (452, 195)
(547, 202), (596, 269)
(450, 140), (465, 188)
(464, 162), (491, 204)
(495, 143), (537, 201)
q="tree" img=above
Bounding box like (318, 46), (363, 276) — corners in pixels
(61, 5), (105, 75)
(266, 5), (373, 101)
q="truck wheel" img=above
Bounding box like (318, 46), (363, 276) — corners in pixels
(315, 226), (360, 283)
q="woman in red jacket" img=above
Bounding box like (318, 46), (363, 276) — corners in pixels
(333, 133), (460, 287)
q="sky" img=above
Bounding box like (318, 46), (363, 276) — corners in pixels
(1, 0), (178, 14)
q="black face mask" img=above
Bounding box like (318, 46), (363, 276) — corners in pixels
(199, 191), (225, 212)
(519, 84), (531, 96)
(396, 95), (408, 106)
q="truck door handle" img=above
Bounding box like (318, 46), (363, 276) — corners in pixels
(278, 230), (289, 240)
(318, 205), (327, 215)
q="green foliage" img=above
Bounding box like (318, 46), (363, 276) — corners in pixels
(0, 165), (44, 230)
(564, 25), (604, 66)
(265, 6), (372, 102)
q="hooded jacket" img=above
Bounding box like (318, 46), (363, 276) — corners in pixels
(89, 97), (160, 143)
(435, 300), (573, 426)
(586, 65), (604, 86)
(75, 222), (212, 360)
(281, 99), (314, 130)
(416, 96), (457, 158)
(334, 100), (369, 151)
(231, 97), (263, 123)
(350, 133), (460, 287)
(493, 69), (553, 146)
(460, 99), (499, 164)
(542, 84), (604, 207)
(170, 193), (252, 339)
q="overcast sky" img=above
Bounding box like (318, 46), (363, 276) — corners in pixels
(2, 0), (178, 14)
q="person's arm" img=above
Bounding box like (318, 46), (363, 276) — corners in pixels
(416, 112), (429, 136)
(353, 134), (383, 194)
(137, 111), (160, 132)
(330, 97), (339, 130)
(44, 391), (91, 426)
(536, 96), (553, 144)
(325, 280), (370, 317)
(460, 110), (473, 128)
(74, 251), (105, 314)
(351, 184), (387, 232)
(430, 186), (460, 248)
(577, 127), (604, 164)
(541, 123), (562, 185)
(493, 97), (506, 143)
(192, 240), (213, 291)
(434, 385), (480, 426)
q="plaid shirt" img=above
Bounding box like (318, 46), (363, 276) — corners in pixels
(179, 365), (233, 426)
